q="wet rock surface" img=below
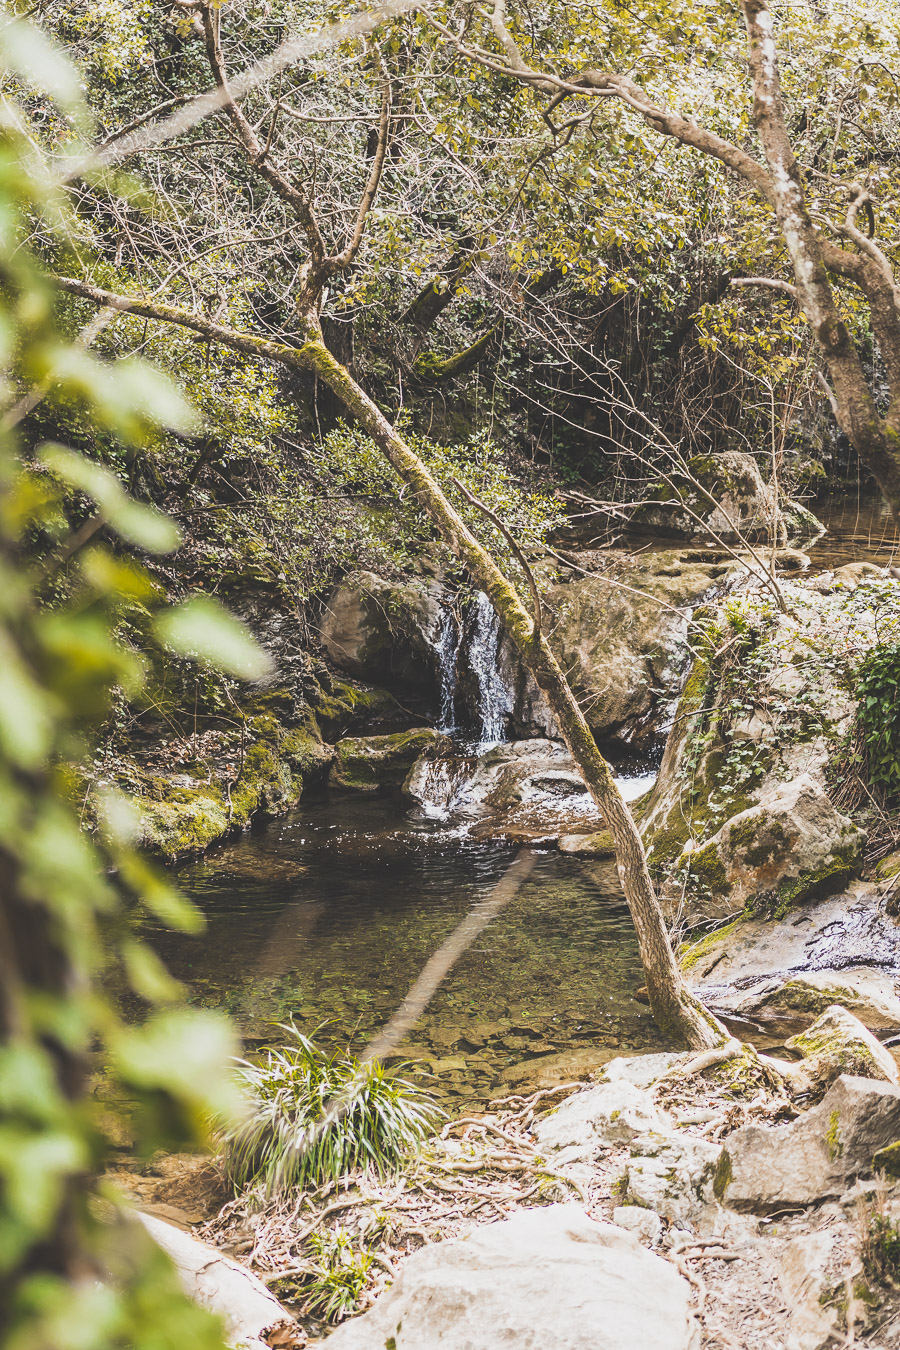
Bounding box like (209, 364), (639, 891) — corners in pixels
(322, 1205), (700, 1350)
(329, 729), (450, 791)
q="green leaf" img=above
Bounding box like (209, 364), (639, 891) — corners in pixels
(155, 596), (272, 680)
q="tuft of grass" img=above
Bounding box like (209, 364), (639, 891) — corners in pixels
(223, 1023), (443, 1195)
(304, 1228), (374, 1322)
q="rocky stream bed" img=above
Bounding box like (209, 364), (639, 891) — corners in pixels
(110, 485), (900, 1348)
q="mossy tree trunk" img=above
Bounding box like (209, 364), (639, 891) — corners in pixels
(57, 270), (726, 1050)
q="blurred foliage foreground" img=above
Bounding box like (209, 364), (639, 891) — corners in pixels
(0, 24), (279, 1349)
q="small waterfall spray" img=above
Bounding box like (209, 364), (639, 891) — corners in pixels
(467, 590), (514, 748)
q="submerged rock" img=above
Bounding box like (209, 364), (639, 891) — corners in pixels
(330, 729), (450, 791)
(715, 1074), (900, 1212)
(323, 1204), (700, 1350)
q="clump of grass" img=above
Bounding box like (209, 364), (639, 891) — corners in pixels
(304, 1228), (374, 1322)
(223, 1023), (443, 1195)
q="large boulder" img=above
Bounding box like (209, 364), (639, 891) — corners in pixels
(517, 548), (742, 748)
(323, 1204), (700, 1350)
(714, 1074), (900, 1212)
(320, 570), (445, 692)
(630, 451), (822, 544)
(668, 773), (865, 922)
(330, 729), (450, 791)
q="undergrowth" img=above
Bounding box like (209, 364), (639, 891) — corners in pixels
(223, 1024), (443, 1195)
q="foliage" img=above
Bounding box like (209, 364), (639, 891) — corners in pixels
(320, 420), (564, 580)
(0, 21), (279, 1348)
(304, 1228), (375, 1323)
(856, 643), (900, 801)
(223, 1025), (443, 1196)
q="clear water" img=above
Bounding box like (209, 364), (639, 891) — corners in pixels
(156, 793), (669, 1106)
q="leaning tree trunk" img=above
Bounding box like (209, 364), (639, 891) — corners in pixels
(303, 332), (725, 1051)
(54, 274), (727, 1050)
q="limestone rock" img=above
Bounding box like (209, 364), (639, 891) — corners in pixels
(557, 829), (616, 857)
(533, 1080), (669, 1160)
(330, 729), (450, 791)
(623, 1130), (722, 1223)
(779, 1232), (839, 1350)
(403, 738), (602, 841)
(715, 1074), (900, 1213)
(630, 451), (821, 544)
(533, 548), (740, 748)
(321, 570), (444, 690)
(670, 773), (864, 921)
(785, 1005), (898, 1096)
(323, 1204), (700, 1350)
(139, 1213), (302, 1350)
(718, 968), (900, 1037)
(613, 1205), (663, 1244)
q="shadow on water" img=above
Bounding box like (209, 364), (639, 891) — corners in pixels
(154, 792), (670, 1107)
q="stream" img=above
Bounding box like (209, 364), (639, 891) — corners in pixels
(162, 794), (670, 1107)
(155, 495), (900, 1107)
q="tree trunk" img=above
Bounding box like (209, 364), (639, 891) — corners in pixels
(303, 333), (725, 1050)
(54, 273), (727, 1050)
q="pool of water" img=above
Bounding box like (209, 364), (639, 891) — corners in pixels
(155, 793), (669, 1106)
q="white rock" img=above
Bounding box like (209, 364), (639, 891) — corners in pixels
(624, 1131), (723, 1224)
(779, 1232), (839, 1350)
(323, 1204), (699, 1350)
(613, 1205), (663, 1244)
(533, 1080), (669, 1159)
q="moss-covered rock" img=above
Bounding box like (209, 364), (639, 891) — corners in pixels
(557, 829), (616, 858)
(786, 1005), (899, 1098)
(319, 570), (445, 693)
(670, 774), (864, 922)
(330, 729), (450, 792)
(630, 450), (822, 544)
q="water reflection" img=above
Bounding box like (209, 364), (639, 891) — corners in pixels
(155, 794), (668, 1105)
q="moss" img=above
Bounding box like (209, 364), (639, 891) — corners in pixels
(769, 852), (857, 918)
(678, 916), (743, 972)
(873, 1140), (900, 1177)
(312, 682), (400, 741)
(330, 728), (446, 792)
(727, 813), (787, 866)
(877, 850), (900, 881)
(712, 1150), (733, 1200)
(680, 838), (731, 898)
(826, 1110), (844, 1161)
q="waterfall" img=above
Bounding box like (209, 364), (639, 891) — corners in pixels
(466, 590), (514, 748)
(434, 606), (461, 733)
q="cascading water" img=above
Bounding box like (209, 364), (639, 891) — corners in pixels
(434, 606), (461, 733)
(465, 590), (514, 748)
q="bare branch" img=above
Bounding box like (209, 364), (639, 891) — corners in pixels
(730, 276), (799, 300)
(327, 53), (392, 274)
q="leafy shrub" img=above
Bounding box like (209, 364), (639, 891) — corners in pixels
(223, 1025), (443, 1194)
(856, 642), (900, 800)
